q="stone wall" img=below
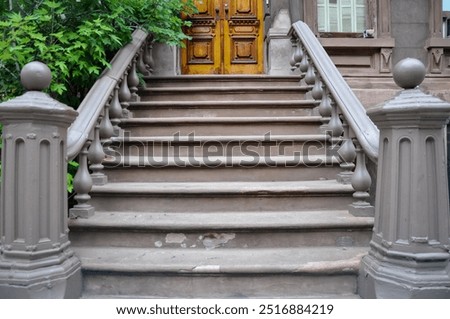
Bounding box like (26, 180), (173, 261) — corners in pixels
(390, 0), (429, 65)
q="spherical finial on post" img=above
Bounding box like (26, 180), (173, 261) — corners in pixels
(393, 58), (426, 89)
(20, 61), (52, 91)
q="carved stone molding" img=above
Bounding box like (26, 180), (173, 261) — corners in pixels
(430, 47), (444, 74)
(380, 47), (392, 73)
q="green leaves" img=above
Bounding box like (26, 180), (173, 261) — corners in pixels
(0, 0), (197, 105)
(0, 0), (130, 105)
(67, 161), (80, 193)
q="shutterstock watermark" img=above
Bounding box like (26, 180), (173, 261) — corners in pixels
(104, 131), (341, 168)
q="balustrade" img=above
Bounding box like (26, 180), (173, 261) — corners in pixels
(110, 84), (123, 135)
(290, 21), (377, 217)
(99, 99), (115, 156)
(66, 29), (152, 219)
(119, 70), (132, 118)
(359, 58), (450, 298)
(128, 56), (140, 102)
(348, 139), (374, 216)
(70, 142), (95, 218)
(337, 119), (356, 184)
(88, 116), (107, 185)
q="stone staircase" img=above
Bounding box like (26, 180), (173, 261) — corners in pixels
(68, 75), (374, 298)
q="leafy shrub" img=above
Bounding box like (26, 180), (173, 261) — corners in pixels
(0, 0), (196, 106)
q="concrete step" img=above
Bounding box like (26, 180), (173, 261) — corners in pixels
(109, 134), (331, 157)
(102, 155), (341, 183)
(89, 180), (355, 213)
(74, 246), (367, 298)
(138, 85), (309, 102)
(119, 116), (324, 136)
(129, 99), (318, 118)
(144, 75), (303, 88)
(69, 210), (373, 249)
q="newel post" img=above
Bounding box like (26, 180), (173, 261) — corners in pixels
(359, 58), (450, 298)
(0, 62), (82, 298)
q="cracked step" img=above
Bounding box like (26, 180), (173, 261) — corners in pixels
(75, 246), (367, 298)
(69, 210), (374, 249)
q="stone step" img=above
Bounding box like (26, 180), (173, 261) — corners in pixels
(74, 75), (368, 299)
(144, 75), (303, 88)
(74, 246), (367, 298)
(119, 116), (323, 136)
(109, 134), (331, 157)
(69, 210), (373, 249)
(102, 155), (341, 183)
(129, 99), (318, 118)
(138, 85), (309, 102)
(89, 180), (355, 213)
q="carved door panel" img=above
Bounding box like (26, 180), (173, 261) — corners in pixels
(182, 0), (264, 74)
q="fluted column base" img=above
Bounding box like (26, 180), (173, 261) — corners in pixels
(359, 253), (450, 299)
(0, 253), (82, 298)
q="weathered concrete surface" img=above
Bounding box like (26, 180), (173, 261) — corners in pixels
(76, 246), (367, 298)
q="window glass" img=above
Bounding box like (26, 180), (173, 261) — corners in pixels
(318, 0), (366, 33)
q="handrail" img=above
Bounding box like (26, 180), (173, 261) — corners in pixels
(291, 21), (379, 162)
(67, 28), (148, 160)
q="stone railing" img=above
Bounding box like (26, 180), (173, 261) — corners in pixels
(290, 21), (450, 297)
(67, 29), (154, 218)
(0, 29), (153, 298)
(289, 20), (379, 216)
(360, 58), (450, 298)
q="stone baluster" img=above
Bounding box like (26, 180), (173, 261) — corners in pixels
(88, 116), (107, 185)
(119, 71), (132, 118)
(304, 58), (316, 100)
(304, 58), (316, 86)
(0, 62), (81, 298)
(137, 45), (150, 77)
(311, 72), (323, 101)
(290, 39), (298, 71)
(128, 56), (140, 102)
(100, 98), (115, 156)
(359, 58), (450, 298)
(348, 139), (374, 216)
(336, 118), (356, 184)
(318, 86), (332, 132)
(290, 36), (303, 71)
(294, 41), (304, 69)
(144, 35), (155, 74)
(299, 45), (309, 76)
(327, 100), (344, 157)
(70, 141), (94, 218)
(109, 84), (123, 135)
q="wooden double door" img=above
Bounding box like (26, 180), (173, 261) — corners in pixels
(181, 0), (264, 74)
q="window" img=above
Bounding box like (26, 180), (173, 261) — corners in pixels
(318, 0), (366, 33)
(444, 0), (450, 38)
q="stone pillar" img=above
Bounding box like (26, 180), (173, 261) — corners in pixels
(0, 62), (82, 298)
(152, 43), (179, 76)
(359, 58), (450, 298)
(267, 9), (292, 75)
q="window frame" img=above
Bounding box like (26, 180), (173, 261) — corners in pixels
(317, 0), (367, 34)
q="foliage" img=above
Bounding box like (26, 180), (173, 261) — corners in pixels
(117, 0), (197, 45)
(67, 160), (79, 193)
(0, 0), (196, 106)
(0, 0), (196, 191)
